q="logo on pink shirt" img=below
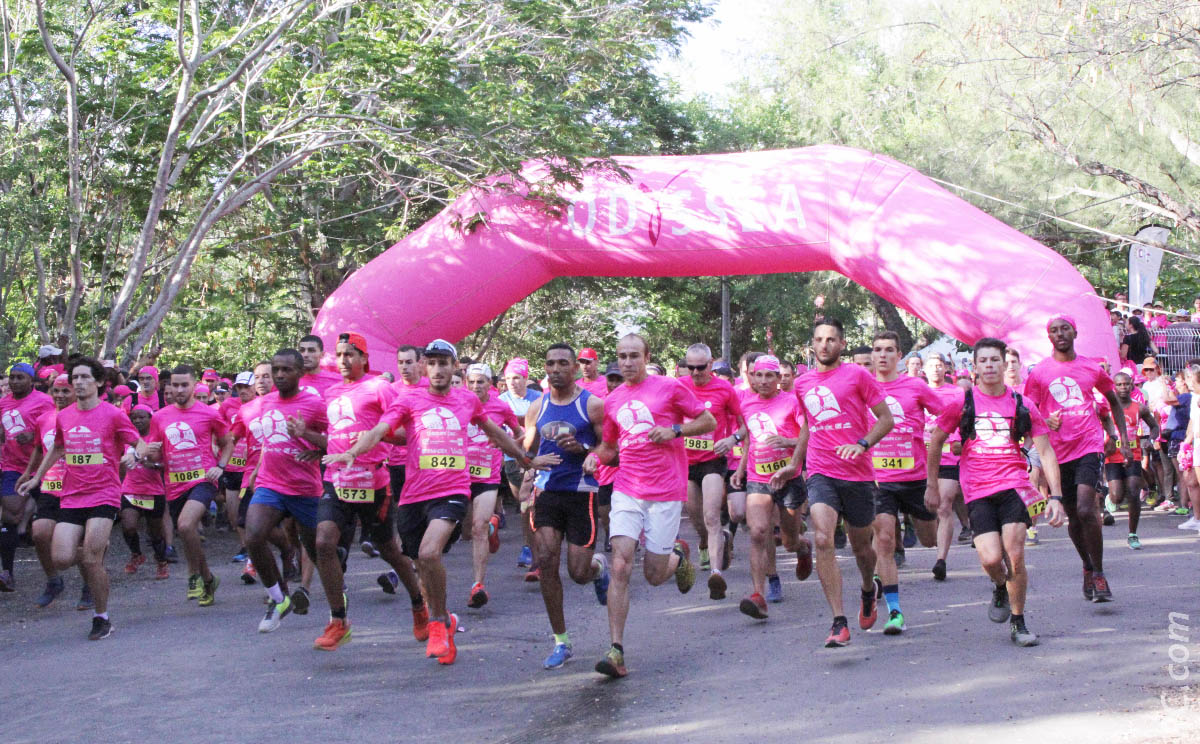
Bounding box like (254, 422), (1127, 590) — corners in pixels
(2, 410), (26, 435)
(974, 412), (1013, 448)
(251, 409), (291, 444)
(1048, 376), (1085, 408)
(747, 412), (779, 438)
(327, 396), (356, 430)
(616, 400), (655, 436)
(804, 385), (842, 423)
(421, 406), (462, 430)
(165, 422), (198, 449)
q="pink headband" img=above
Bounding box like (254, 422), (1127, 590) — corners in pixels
(753, 355), (781, 372)
(503, 358), (530, 378)
(52, 374), (70, 388)
(132, 404), (153, 414)
(1046, 314), (1077, 331)
(139, 366), (159, 377)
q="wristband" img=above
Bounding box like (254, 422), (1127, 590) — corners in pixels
(733, 433), (743, 444)
(856, 438), (870, 450)
(1049, 495), (1063, 501)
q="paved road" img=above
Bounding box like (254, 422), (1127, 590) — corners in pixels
(1, 507), (1197, 743)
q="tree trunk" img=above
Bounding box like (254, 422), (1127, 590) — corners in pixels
(869, 291), (914, 353)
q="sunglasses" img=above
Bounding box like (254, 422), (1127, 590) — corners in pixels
(683, 364), (709, 371)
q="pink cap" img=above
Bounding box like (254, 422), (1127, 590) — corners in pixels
(195, 384), (210, 396)
(138, 365), (159, 378)
(112, 384), (131, 396)
(132, 404), (153, 414)
(53, 374), (71, 388)
(1046, 314), (1077, 331)
(753, 355), (781, 372)
(504, 358), (530, 378)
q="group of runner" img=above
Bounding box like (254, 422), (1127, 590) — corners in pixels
(0, 310), (1178, 675)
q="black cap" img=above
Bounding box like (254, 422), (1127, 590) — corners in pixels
(712, 361), (733, 375)
(214, 383), (230, 393)
(603, 362), (622, 378)
(424, 338), (457, 359)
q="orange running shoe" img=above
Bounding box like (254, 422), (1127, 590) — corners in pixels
(412, 604), (429, 641)
(241, 560), (258, 585)
(425, 617), (448, 658)
(488, 515), (501, 554)
(124, 553), (146, 574)
(314, 618), (352, 651)
(155, 561), (169, 580)
(467, 583), (489, 608)
(437, 614), (459, 665)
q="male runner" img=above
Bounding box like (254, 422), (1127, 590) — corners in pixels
(135, 366), (163, 411)
(331, 339), (531, 665)
(298, 334), (341, 398)
(524, 343), (610, 669)
(233, 350), (328, 632)
(905, 355), (924, 379)
(770, 318), (894, 647)
(679, 343), (745, 600)
(118, 404), (169, 579)
(924, 353), (962, 581)
(730, 354), (806, 620)
(463, 363), (521, 608)
(1104, 371), (1158, 550)
(577, 348), (609, 398)
(311, 333), (426, 650)
(870, 332), (942, 634)
(850, 346), (873, 369)
(143, 365), (232, 607)
(927, 337), (1066, 646)
(19, 356), (140, 639)
(0, 362), (54, 590)
(1023, 315), (1129, 602)
(386, 344), (427, 506)
(220, 372), (255, 567)
(500, 357), (541, 573)
(780, 360), (797, 393)
(583, 333), (716, 678)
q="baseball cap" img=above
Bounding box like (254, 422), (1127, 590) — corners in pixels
(112, 384), (131, 396)
(339, 332), (368, 355)
(424, 339), (457, 359)
(215, 382), (230, 393)
(37, 344), (62, 358)
(54, 374), (72, 389)
(603, 362), (622, 379)
(712, 361), (733, 375)
(1141, 356), (1159, 370)
(195, 384), (211, 396)
(466, 363), (493, 379)
(577, 348), (598, 362)
(234, 371), (254, 386)
(202, 368), (218, 380)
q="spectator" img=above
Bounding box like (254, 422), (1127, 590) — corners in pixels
(1121, 315), (1155, 365)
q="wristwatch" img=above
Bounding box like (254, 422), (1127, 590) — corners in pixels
(672, 424), (683, 438)
(733, 432), (743, 444)
(856, 438), (870, 450)
(1049, 494), (1063, 501)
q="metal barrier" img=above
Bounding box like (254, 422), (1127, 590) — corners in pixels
(1160, 322), (1200, 375)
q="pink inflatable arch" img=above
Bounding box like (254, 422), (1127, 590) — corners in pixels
(313, 145), (1114, 373)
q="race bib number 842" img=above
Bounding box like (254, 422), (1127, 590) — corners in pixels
(419, 455), (465, 471)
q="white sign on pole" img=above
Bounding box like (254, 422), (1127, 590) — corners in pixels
(1128, 225), (1170, 308)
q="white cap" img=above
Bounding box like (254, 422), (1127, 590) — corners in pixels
(466, 363), (493, 379)
(234, 371), (254, 386)
(38, 344), (62, 357)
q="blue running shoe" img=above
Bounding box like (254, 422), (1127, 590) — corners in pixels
(544, 642), (573, 670)
(766, 575), (783, 603)
(593, 554), (610, 606)
(232, 548), (248, 563)
(518, 545), (533, 568)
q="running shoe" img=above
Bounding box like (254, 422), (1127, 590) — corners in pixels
(1082, 569), (1094, 601)
(988, 583), (1011, 623)
(88, 616), (113, 641)
(0, 569), (13, 592)
(707, 571), (727, 601)
(198, 575), (220, 607)
(378, 570), (399, 594)
(883, 609), (905, 635)
(467, 582), (489, 608)
(258, 595), (292, 632)
(825, 619), (851, 648)
(795, 537), (813, 581)
(834, 524), (846, 549)
(1155, 500), (1178, 513)
(699, 548), (711, 571)
(497, 511), (507, 530)
(873, 574), (884, 600)
(739, 592), (768, 620)
(957, 528), (973, 544)
(156, 561), (169, 580)
(412, 603), (430, 641)
(1010, 619), (1039, 647)
(543, 642), (573, 670)
(314, 618), (352, 651)
(766, 575), (783, 603)
(1175, 507), (1192, 517)
(595, 646), (627, 678)
(859, 590), (878, 630)
(932, 558), (947, 582)
(673, 538), (695, 594)
(425, 618), (448, 658)
(437, 614), (460, 665)
(35, 576), (65, 608)
(1102, 511), (1115, 526)
(488, 515), (501, 554)
(360, 540), (379, 559)
(77, 584), (94, 611)
(291, 586), (310, 615)
(164, 545), (179, 563)
(593, 554), (610, 606)
(125, 553), (146, 574)
(186, 573), (203, 600)
(524, 567), (541, 583)
(1177, 517), (1200, 530)
(902, 519), (917, 548)
(518, 545), (533, 567)
(720, 528), (733, 571)
(232, 548), (248, 563)
(241, 560), (257, 584)
(1091, 573), (1113, 603)
(1127, 533), (1141, 550)
(1026, 527), (1039, 546)
(893, 548), (906, 568)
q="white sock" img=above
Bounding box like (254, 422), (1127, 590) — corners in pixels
(94, 612), (108, 620)
(266, 583), (285, 603)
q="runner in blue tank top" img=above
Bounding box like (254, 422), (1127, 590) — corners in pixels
(523, 343), (610, 670)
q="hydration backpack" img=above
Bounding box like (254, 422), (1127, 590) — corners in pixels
(958, 388), (1032, 443)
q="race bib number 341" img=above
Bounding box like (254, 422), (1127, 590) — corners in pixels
(872, 456), (914, 470)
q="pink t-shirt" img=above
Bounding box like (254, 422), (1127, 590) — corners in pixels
(54, 402), (139, 508)
(147, 402), (227, 500)
(35, 410), (66, 495)
(467, 390), (520, 485)
(601, 375), (706, 502)
(120, 443), (166, 497)
(741, 390), (803, 484)
(232, 391), (327, 498)
(578, 377), (609, 399)
(324, 375), (396, 491)
(678, 375), (743, 464)
(1, 390), (55, 473)
(1023, 356), (1115, 464)
(137, 388), (162, 412)
(925, 384), (963, 467)
(935, 387), (1048, 503)
(873, 376), (944, 483)
(795, 363), (886, 482)
(387, 377), (431, 467)
(383, 387), (485, 505)
(299, 370), (342, 399)
(218, 398), (250, 473)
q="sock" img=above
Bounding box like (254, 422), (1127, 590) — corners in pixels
(152, 538), (167, 561)
(728, 521), (739, 538)
(265, 583), (285, 603)
(883, 585), (900, 613)
(553, 632), (570, 646)
(612, 642), (623, 653)
(123, 531), (141, 555)
(833, 615), (848, 628)
(331, 607), (347, 620)
(1011, 612), (1025, 628)
(411, 594), (425, 609)
(768, 573), (779, 581)
(94, 612), (109, 620)
(0, 524), (17, 573)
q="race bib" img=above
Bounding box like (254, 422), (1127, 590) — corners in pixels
(335, 487), (373, 503)
(40, 479), (63, 493)
(469, 465), (492, 479)
(229, 456), (247, 467)
(941, 443), (951, 454)
(125, 495), (156, 510)
(872, 456), (915, 470)
(168, 469), (205, 484)
(731, 445), (745, 458)
(754, 458), (789, 476)
(1017, 486), (1048, 520)
(66, 452), (103, 466)
(419, 455), (465, 470)
(684, 437), (714, 452)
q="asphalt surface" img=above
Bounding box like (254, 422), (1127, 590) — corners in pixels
(1, 505), (1197, 743)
